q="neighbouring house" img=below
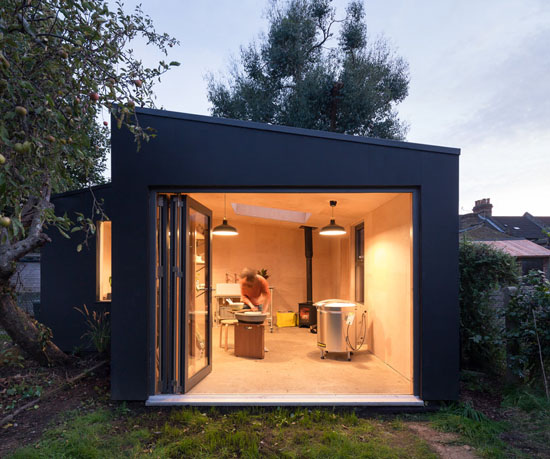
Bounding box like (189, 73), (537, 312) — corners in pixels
(460, 199), (550, 277)
(40, 108), (460, 406)
(461, 198), (550, 247)
(11, 253), (40, 316)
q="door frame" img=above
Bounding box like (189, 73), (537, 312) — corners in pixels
(148, 192), (213, 395)
(147, 187), (420, 398)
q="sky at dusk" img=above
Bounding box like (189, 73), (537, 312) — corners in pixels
(111, 0), (550, 216)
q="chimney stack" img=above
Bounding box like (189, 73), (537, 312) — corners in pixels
(472, 198), (493, 217)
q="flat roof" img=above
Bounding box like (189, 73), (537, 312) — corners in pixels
(134, 107), (461, 156)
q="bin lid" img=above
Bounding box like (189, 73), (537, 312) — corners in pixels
(314, 299), (357, 308)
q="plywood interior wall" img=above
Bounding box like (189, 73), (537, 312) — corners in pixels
(98, 221), (112, 301)
(198, 191), (413, 387)
(212, 220), (339, 313)
(364, 194), (413, 382)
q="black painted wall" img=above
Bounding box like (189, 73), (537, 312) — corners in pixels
(107, 108), (460, 401)
(41, 184), (112, 353)
(38, 109), (458, 401)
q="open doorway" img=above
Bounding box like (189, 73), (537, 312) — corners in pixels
(153, 191), (415, 397)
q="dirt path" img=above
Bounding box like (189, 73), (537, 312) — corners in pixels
(408, 422), (478, 459)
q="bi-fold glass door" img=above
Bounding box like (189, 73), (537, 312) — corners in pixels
(154, 193), (212, 394)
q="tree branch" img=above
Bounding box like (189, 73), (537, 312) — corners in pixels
(0, 181), (52, 279)
(16, 13), (47, 48)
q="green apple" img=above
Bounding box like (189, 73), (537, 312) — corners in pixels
(15, 106), (27, 117)
(22, 141), (32, 152)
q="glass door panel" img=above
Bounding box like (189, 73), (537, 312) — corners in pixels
(154, 193), (212, 394)
(184, 198), (212, 391)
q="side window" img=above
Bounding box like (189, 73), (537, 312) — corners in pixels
(97, 221), (112, 301)
(355, 222), (364, 303)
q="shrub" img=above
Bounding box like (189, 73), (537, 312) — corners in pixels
(459, 240), (519, 373)
(74, 304), (111, 354)
(504, 271), (550, 394)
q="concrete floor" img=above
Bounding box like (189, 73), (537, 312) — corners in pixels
(188, 326), (412, 395)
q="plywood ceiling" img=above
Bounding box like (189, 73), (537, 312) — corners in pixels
(188, 192), (403, 228)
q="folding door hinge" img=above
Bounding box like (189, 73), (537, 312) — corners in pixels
(172, 267), (184, 277)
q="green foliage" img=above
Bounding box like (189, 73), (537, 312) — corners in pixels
(1, 330), (25, 368)
(13, 406), (436, 458)
(5, 381), (42, 400)
(257, 268), (269, 279)
(431, 403), (508, 457)
(459, 240), (519, 373)
(0, 0), (178, 243)
(0, 345), (24, 368)
(74, 304), (110, 354)
(502, 387), (550, 413)
(504, 271), (550, 385)
(11, 409), (150, 458)
(208, 0), (409, 140)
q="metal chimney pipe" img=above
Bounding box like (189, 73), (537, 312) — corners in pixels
(300, 226), (316, 303)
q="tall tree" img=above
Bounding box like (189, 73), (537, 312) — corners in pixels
(0, 0), (179, 365)
(208, 0), (409, 139)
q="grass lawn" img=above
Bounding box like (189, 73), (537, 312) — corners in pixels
(3, 328), (549, 458)
(9, 406), (436, 458)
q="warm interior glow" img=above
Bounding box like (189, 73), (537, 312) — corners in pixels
(364, 194), (413, 384)
(163, 192), (414, 395)
(97, 221), (112, 301)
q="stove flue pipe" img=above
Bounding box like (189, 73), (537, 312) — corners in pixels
(300, 226), (317, 303)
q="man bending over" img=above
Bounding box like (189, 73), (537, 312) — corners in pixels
(239, 267), (270, 313)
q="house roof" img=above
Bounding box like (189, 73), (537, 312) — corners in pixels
(460, 210), (550, 244)
(488, 215), (545, 239)
(133, 107), (461, 156)
(532, 216), (550, 228)
(51, 182), (112, 200)
(476, 239), (550, 258)
(459, 223), (518, 241)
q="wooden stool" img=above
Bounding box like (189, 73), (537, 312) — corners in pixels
(219, 319), (238, 351)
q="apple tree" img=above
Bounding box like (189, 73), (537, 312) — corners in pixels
(0, 0), (179, 365)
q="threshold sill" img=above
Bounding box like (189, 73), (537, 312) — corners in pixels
(146, 394), (423, 407)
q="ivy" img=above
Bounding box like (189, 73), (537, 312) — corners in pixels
(504, 271), (550, 396)
(459, 240), (519, 373)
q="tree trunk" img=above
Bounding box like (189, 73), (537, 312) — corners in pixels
(0, 282), (70, 366)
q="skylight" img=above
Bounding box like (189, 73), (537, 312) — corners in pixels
(231, 203), (311, 223)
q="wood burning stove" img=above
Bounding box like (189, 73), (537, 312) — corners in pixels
(299, 302), (316, 328)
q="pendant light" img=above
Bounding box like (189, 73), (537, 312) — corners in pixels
(212, 194), (238, 236)
(319, 200), (346, 236)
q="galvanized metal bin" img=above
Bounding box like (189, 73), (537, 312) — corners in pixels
(314, 299), (359, 361)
